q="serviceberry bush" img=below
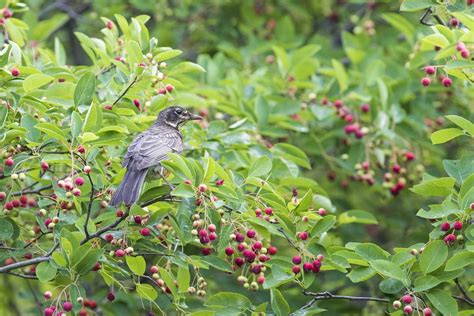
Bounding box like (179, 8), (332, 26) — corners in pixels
(0, 1), (473, 315)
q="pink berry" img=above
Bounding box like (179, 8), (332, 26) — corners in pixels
(257, 275), (265, 284)
(334, 99), (343, 108)
(134, 215), (142, 224)
(209, 232), (217, 241)
(246, 229), (256, 238)
(401, 295), (412, 304)
(165, 84), (174, 93)
(424, 66), (436, 75)
(106, 21), (113, 29)
(360, 103), (370, 113)
(43, 291), (52, 299)
(252, 241), (263, 250)
(63, 301), (73, 311)
(11, 68), (20, 76)
(140, 228), (151, 236)
(75, 177), (85, 186)
(104, 104), (113, 110)
(456, 42), (466, 51)
(444, 233), (456, 244)
(392, 300), (401, 309)
(44, 308), (54, 316)
(461, 49), (470, 59)
(208, 224), (216, 232)
(84, 165), (92, 174)
(403, 305), (413, 315)
(268, 246), (277, 255)
(72, 188), (81, 196)
(0, 192), (5, 201)
(392, 164), (401, 174)
(453, 221), (463, 230)
(235, 232), (245, 242)
(440, 222), (450, 231)
(421, 77), (431, 86)
(450, 18), (459, 26)
(303, 262), (313, 272)
(234, 257), (244, 266)
(184, 179), (192, 185)
(115, 249), (125, 257)
(104, 234), (113, 242)
(298, 231), (308, 240)
(41, 161), (49, 171)
(225, 247), (234, 256)
(264, 207), (273, 215)
(405, 152), (415, 161)
(77, 145), (85, 154)
(201, 248), (212, 256)
(5, 157), (14, 167)
(198, 184), (207, 192)
(216, 179), (224, 186)
(442, 77), (452, 87)
(292, 256), (302, 264)
(292, 265), (301, 274)
(423, 308), (432, 316)
(133, 99), (141, 108)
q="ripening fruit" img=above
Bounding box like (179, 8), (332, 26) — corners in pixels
(401, 295), (413, 304)
(106, 21), (113, 29)
(2, 8), (13, 18)
(257, 275), (265, 284)
(75, 177), (85, 186)
(225, 247), (234, 256)
(246, 229), (256, 238)
(450, 18), (459, 26)
(72, 188), (81, 196)
(442, 77), (452, 87)
(107, 292), (115, 301)
(421, 77), (431, 86)
(41, 161), (49, 171)
(424, 66), (436, 75)
(77, 145), (86, 154)
(44, 308), (54, 316)
(268, 246), (277, 255)
(444, 233), (456, 244)
(405, 152), (415, 161)
(360, 103), (370, 113)
(423, 308), (432, 316)
(140, 228), (151, 236)
(292, 256), (302, 264)
(198, 184), (207, 192)
(63, 301), (73, 311)
(453, 221), (463, 230)
(403, 305), (413, 315)
(115, 249), (125, 257)
(5, 157), (14, 167)
(208, 224), (216, 232)
(334, 99), (343, 108)
(116, 209), (124, 217)
(392, 300), (401, 309)
(264, 207), (273, 215)
(165, 84), (174, 92)
(44, 291), (53, 299)
(303, 262), (313, 272)
(11, 68), (20, 76)
(460, 49), (470, 59)
(84, 165), (92, 174)
(298, 231), (308, 240)
(440, 222), (450, 231)
(0, 192), (5, 201)
(133, 99), (141, 109)
(292, 265), (301, 274)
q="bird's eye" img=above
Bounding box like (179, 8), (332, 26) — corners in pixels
(175, 109), (183, 115)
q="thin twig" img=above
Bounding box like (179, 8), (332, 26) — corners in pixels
(83, 172), (96, 238)
(11, 184), (53, 196)
(455, 278), (474, 304)
(303, 290), (389, 303)
(0, 242), (58, 274)
(112, 76), (138, 106)
(80, 211), (130, 245)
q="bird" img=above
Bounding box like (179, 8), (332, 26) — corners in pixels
(110, 106), (202, 206)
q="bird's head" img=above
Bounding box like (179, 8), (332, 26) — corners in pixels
(157, 106), (202, 128)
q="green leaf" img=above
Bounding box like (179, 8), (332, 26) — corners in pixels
(369, 259), (408, 285)
(338, 210), (378, 225)
(420, 240), (448, 274)
(0, 218), (14, 239)
(23, 74), (54, 92)
(136, 283), (158, 301)
(310, 215), (336, 237)
(379, 278), (404, 294)
(272, 46), (290, 76)
(70, 111), (83, 140)
(273, 143), (311, 169)
(381, 13), (415, 42)
(35, 122), (68, 145)
(177, 266), (190, 293)
(156, 49), (182, 62)
(271, 288), (290, 316)
(445, 251), (474, 271)
(248, 156), (272, 178)
(36, 261), (57, 282)
(413, 275), (441, 292)
(200, 256), (233, 273)
(347, 266), (376, 283)
(355, 243), (390, 261)
(426, 289), (458, 316)
(158, 267), (177, 298)
(205, 292), (252, 310)
(431, 128), (465, 144)
(263, 265), (294, 289)
(445, 115), (474, 136)
(400, 0), (435, 12)
(54, 37), (66, 65)
(126, 256), (146, 275)
(331, 59), (348, 92)
(293, 190), (313, 214)
(410, 177), (456, 197)
(125, 40), (143, 68)
(422, 34), (450, 48)
(82, 103), (102, 133)
(74, 72), (96, 106)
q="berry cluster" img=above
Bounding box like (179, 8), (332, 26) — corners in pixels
(392, 295), (432, 315)
(291, 254), (324, 275)
(440, 220), (464, 245)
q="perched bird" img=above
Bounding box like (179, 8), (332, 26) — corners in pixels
(110, 106), (201, 206)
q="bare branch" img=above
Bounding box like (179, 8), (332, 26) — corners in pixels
(455, 278), (474, 305)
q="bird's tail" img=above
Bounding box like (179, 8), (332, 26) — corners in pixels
(110, 169), (148, 207)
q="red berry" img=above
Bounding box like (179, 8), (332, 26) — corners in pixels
(19, 195), (28, 205)
(237, 243), (246, 252)
(360, 103), (370, 113)
(235, 232), (245, 242)
(298, 231), (308, 240)
(268, 246), (277, 255)
(456, 42), (466, 51)
(216, 179), (224, 186)
(116, 209), (124, 217)
(12, 200), (20, 208)
(40, 161), (49, 171)
(104, 104), (113, 110)
(401, 295), (412, 304)
(317, 208), (327, 216)
(303, 262), (313, 272)
(5, 157), (14, 167)
(140, 228), (151, 236)
(225, 247), (234, 256)
(403, 305), (413, 315)
(234, 257), (244, 267)
(292, 255), (302, 264)
(11, 68), (20, 76)
(468, 0), (474, 6)
(405, 152), (415, 161)
(421, 77), (431, 86)
(3, 9), (13, 18)
(334, 99), (343, 108)
(440, 222), (450, 231)
(198, 184), (207, 192)
(264, 207), (273, 215)
(134, 215), (142, 224)
(201, 248), (212, 255)
(77, 145), (85, 154)
(461, 49), (470, 59)
(450, 18), (459, 26)
(292, 265), (301, 274)
(209, 232), (217, 241)
(184, 179), (192, 185)
(115, 249), (125, 257)
(75, 177), (85, 186)
(392, 164), (401, 174)
(424, 66), (436, 75)
(107, 292), (115, 301)
(63, 301), (73, 311)
(423, 308), (432, 316)
(453, 221), (463, 230)
(246, 229), (256, 238)
(252, 241), (263, 250)
(44, 308), (54, 316)
(165, 84), (174, 92)
(257, 275), (265, 284)
(444, 233), (456, 245)
(442, 77), (452, 87)
(133, 99), (141, 108)
(72, 188), (81, 196)
(0, 192), (5, 201)
(104, 234), (113, 242)
(106, 21), (113, 29)
(208, 224), (216, 232)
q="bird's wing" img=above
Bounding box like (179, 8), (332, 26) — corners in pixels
(123, 128), (183, 170)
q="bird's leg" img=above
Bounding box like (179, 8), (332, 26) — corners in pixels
(159, 167), (175, 191)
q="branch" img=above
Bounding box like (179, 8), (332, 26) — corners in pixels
(80, 211), (130, 245)
(7, 272), (38, 280)
(303, 290), (389, 303)
(455, 278), (474, 305)
(140, 194), (177, 208)
(112, 76), (138, 106)
(83, 172), (96, 238)
(11, 184), (53, 196)
(0, 242), (58, 274)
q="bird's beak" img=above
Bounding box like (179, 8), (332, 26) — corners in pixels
(189, 113), (203, 120)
